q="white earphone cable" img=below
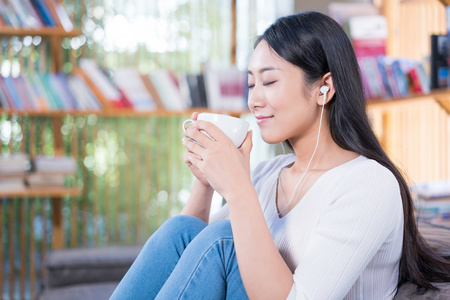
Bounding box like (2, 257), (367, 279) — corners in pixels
(277, 91), (327, 216)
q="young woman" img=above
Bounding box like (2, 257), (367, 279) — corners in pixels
(110, 11), (450, 299)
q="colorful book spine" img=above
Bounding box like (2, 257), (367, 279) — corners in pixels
(2, 76), (24, 110)
(31, 0), (57, 26)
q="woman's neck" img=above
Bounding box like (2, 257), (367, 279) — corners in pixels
(287, 131), (357, 174)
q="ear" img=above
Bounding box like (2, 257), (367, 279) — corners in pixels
(316, 72), (335, 106)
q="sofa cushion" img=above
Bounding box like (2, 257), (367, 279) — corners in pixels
(38, 281), (118, 300)
(394, 282), (450, 300)
(45, 245), (142, 288)
(393, 223), (450, 299)
(418, 223), (450, 259)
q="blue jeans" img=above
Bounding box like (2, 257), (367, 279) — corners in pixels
(110, 215), (249, 299)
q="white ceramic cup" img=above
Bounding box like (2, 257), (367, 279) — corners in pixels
(182, 113), (249, 148)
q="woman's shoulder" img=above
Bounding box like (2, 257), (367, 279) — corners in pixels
(342, 155), (398, 183)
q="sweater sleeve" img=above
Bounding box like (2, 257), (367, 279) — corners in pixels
(287, 162), (403, 299)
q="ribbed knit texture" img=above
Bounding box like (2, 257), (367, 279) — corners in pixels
(211, 154), (404, 299)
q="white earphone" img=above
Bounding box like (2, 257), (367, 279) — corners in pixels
(277, 84), (330, 216)
(320, 85), (329, 94)
(320, 85), (329, 105)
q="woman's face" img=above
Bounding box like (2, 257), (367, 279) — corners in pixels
(247, 40), (322, 145)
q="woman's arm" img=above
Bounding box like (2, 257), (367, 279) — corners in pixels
(183, 121), (295, 299)
(180, 178), (214, 223)
(227, 186), (294, 299)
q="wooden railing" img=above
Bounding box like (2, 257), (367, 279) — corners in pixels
(0, 112), (196, 299)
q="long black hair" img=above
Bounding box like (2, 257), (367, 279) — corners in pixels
(256, 11), (450, 293)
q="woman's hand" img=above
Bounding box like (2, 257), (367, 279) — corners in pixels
(182, 112), (211, 187)
(182, 118), (253, 201)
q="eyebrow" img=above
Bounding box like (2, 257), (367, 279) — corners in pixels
(247, 66), (279, 75)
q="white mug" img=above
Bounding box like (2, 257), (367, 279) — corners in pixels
(182, 113), (249, 148)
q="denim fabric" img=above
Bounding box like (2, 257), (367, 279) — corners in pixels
(110, 215), (249, 300)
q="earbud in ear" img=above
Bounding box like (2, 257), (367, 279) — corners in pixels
(320, 86), (329, 105)
(320, 86), (329, 95)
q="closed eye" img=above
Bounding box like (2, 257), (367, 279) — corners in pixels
(263, 81), (276, 86)
(248, 84), (255, 89)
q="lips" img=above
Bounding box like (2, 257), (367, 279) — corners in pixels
(255, 115), (273, 125)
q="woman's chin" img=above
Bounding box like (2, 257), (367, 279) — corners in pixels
(260, 134), (286, 145)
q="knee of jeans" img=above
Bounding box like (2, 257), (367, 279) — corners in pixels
(201, 219), (233, 240)
(157, 215), (207, 238)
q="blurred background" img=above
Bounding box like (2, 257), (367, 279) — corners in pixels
(1, 0), (449, 299)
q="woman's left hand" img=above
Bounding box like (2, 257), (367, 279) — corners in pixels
(182, 120), (253, 201)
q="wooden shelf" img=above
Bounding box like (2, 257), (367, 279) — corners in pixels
(0, 27), (82, 37)
(0, 187), (82, 198)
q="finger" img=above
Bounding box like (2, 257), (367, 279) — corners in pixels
(193, 120), (231, 145)
(191, 112), (199, 120)
(184, 124), (215, 148)
(240, 130), (253, 156)
(188, 152), (203, 169)
(183, 149), (202, 162)
(182, 137), (206, 158)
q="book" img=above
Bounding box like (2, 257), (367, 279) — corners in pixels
(22, 0), (45, 27)
(9, 0), (42, 28)
(79, 59), (131, 109)
(185, 74), (208, 107)
(348, 15), (387, 60)
(45, 0), (73, 31)
(411, 180), (450, 199)
(139, 74), (166, 109)
(26, 172), (66, 187)
(2, 76), (24, 110)
(203, 63), (247, 110)
(67, 73), (102, 110)
(27, 72), (50, 110)
(48, 72), (75, 109)
(112, 68), (156, 111)
(31, 0), (58, 26)
(38, 72), (63, 109)
(0, 152), (30, 175)
(328, 2), (379, 26)
(0, 177), (27, 192)
(0, 77), (13, 109)
(33, 155), (77, 174)
(0, 0), (21, 27)
(12, 75), (34, 110)
(148, 71), (187, 111)
(19, 74), (41, 110)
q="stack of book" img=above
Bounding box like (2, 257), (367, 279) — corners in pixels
(0, 57), (248, 112)
(26, 155), (77, 188)
(411, 180), (450, 226)
(0, 0), (74, 31)
(359, 56), (430, 100)
(77, 59), (247, 112)
(0, 152), (30, 192)
(0, 72), (103, 111)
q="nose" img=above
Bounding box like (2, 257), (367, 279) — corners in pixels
(247, 85), (265, 110)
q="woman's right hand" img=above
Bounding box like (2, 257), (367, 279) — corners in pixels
(183, 112), (210, 187)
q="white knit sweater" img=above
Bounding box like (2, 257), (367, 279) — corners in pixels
(211, 154), (404, 299)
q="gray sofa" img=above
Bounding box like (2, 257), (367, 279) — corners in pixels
(38, 245), (142, 300)
(38, 223), (450, 300)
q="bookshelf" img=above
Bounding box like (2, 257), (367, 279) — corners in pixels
(0, 3), (85, 257)
(0, 27), (81, 37)
(368, 89), (450, 184)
